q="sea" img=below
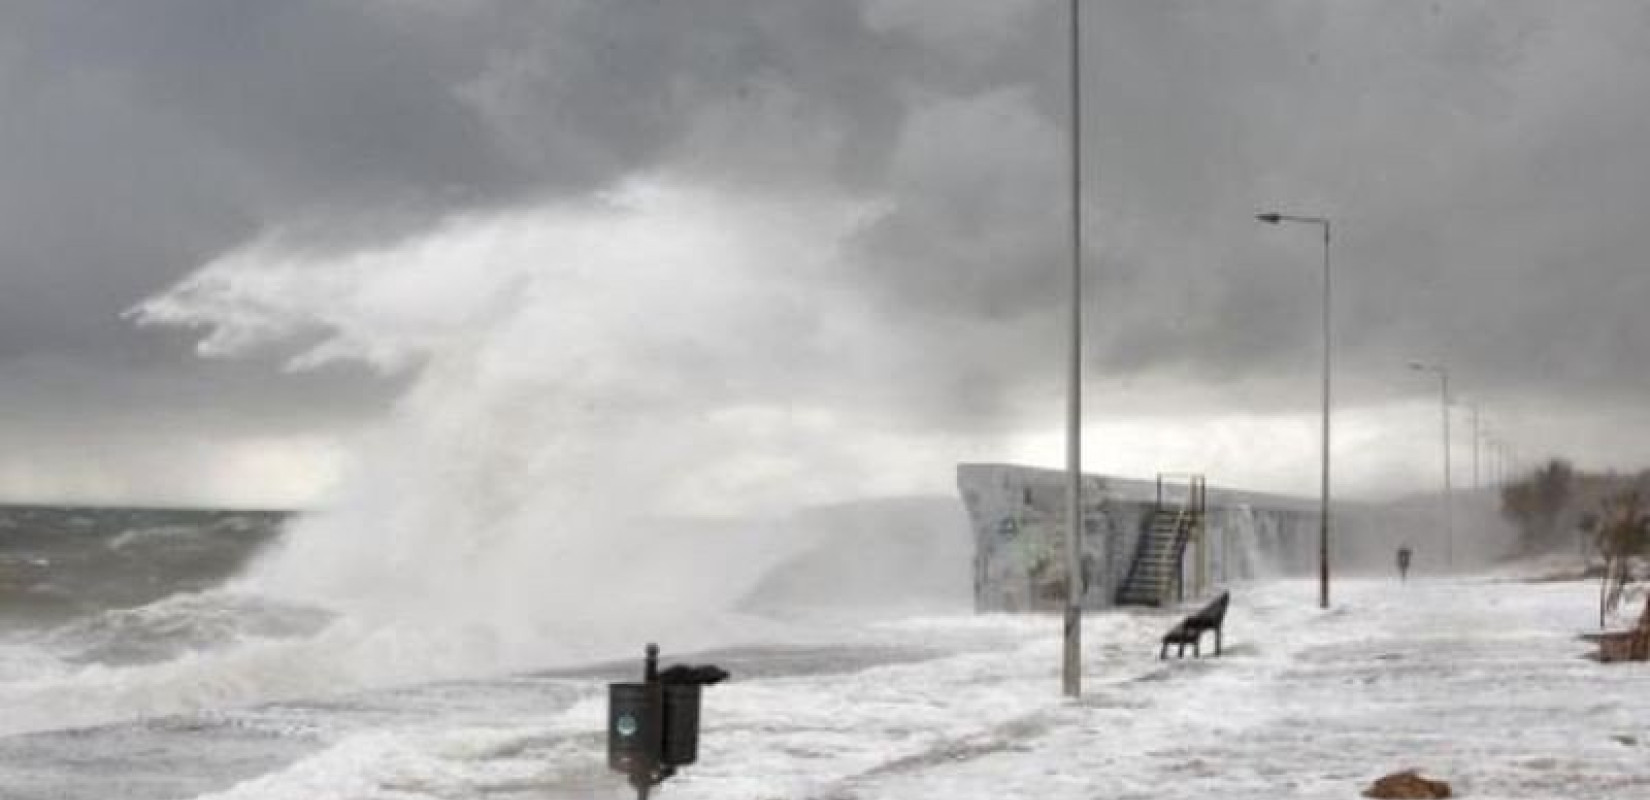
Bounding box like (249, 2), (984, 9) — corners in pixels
(0, 500), (978, 799)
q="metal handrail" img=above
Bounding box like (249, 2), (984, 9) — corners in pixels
(1155, 473), (1205, 518)
(1119, 473), (1210, 606)
(1155, 473), (1207, 604)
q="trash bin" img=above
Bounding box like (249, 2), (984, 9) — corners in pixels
(608, 683), (661, 773)
(660, 683), (701, 767)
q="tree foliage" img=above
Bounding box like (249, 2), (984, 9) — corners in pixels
(1597, 490), (1650, 625)
(1500, 459), (1577, 553)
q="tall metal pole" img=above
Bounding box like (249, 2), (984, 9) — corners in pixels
(1256, 211), (1331, 609)
(1491, 432), (1504, 488)
(1470, 403), (1481, 491)
(1061, 0), (1083, 699)
(1318, 222), (1331, 610)
(1440, 372), (1454, 569)
(1494, 435), (1503, 488)
(1410, 362), (1455, 569)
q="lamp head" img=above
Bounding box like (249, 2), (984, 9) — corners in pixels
(1255, 212), (1282, 225)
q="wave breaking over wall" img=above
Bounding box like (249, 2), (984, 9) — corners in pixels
(88, 177), (973, 722)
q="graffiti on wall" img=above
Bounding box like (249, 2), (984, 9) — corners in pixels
(959, 463), (1329, 612)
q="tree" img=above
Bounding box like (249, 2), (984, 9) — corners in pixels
(1501, 458), (1576, 553)
(1597, 490), (1650, 627)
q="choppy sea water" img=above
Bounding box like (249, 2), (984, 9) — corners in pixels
(0, 501), (984, 798)
(0, 506), (1639, 799)
(0, 506), (287, 634)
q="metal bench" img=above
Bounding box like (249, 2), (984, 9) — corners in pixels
(1159, 590), (1229, 659)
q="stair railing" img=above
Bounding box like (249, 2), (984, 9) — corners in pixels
(1155, 473), (1207, 604)
(1117, 473), (1208, 607)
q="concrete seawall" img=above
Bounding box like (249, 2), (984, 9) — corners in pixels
(957, 463), (1403, 612)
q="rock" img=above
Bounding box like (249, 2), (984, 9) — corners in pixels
(1596, 593), (1650, 661)
(1363, 769), (1453, 799)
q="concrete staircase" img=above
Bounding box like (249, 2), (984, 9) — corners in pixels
(1116, 508), (1197, 606)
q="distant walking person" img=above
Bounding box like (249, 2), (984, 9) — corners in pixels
(1396, 544), (1413, 582)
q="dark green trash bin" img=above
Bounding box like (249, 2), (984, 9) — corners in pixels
(661, 683), (701, 766)
(607, 683), (661, 773)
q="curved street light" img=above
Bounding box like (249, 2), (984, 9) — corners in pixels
(1255, 211), (1332, 609)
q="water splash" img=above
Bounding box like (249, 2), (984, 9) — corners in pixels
(129, 177), (930, 680)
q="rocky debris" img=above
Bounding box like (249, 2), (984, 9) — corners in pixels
(1592, 593), (1650, 662)
(1363, 769), (1453, 799)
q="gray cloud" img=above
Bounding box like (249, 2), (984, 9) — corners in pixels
(6, 0), (1650, 502)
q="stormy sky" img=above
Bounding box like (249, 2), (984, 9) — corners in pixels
(5, 0), (1650, 508)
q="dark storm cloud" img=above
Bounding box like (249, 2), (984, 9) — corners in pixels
(0, 0), (523, 422)
(850, 1), (1650, 429)
(8, 0), (1650, 501)
(0, 0), (905, 362)
(0, 0), (929, 468)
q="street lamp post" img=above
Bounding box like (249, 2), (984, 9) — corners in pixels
(1255, 212), (1332, 609)
(1480, 427), (1495, 489)
(1492, 434), (1505, 489)
(1498, 438), (1507, 487)
(1409, 362), (1454, 569)
(1465, 402), (1485, 492)
(1061, 0), (1084, 699)
(1497, 437), (1511, 488)
(1485, 431), (1505, 489)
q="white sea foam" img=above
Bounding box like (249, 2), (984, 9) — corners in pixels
(189, 578), (1647, 800)
(106, 525), (202, 552)
(0, 181), (981, 734)
(141, 178), (892, 612)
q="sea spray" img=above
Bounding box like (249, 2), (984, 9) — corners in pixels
(128, 177), (929, 689)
